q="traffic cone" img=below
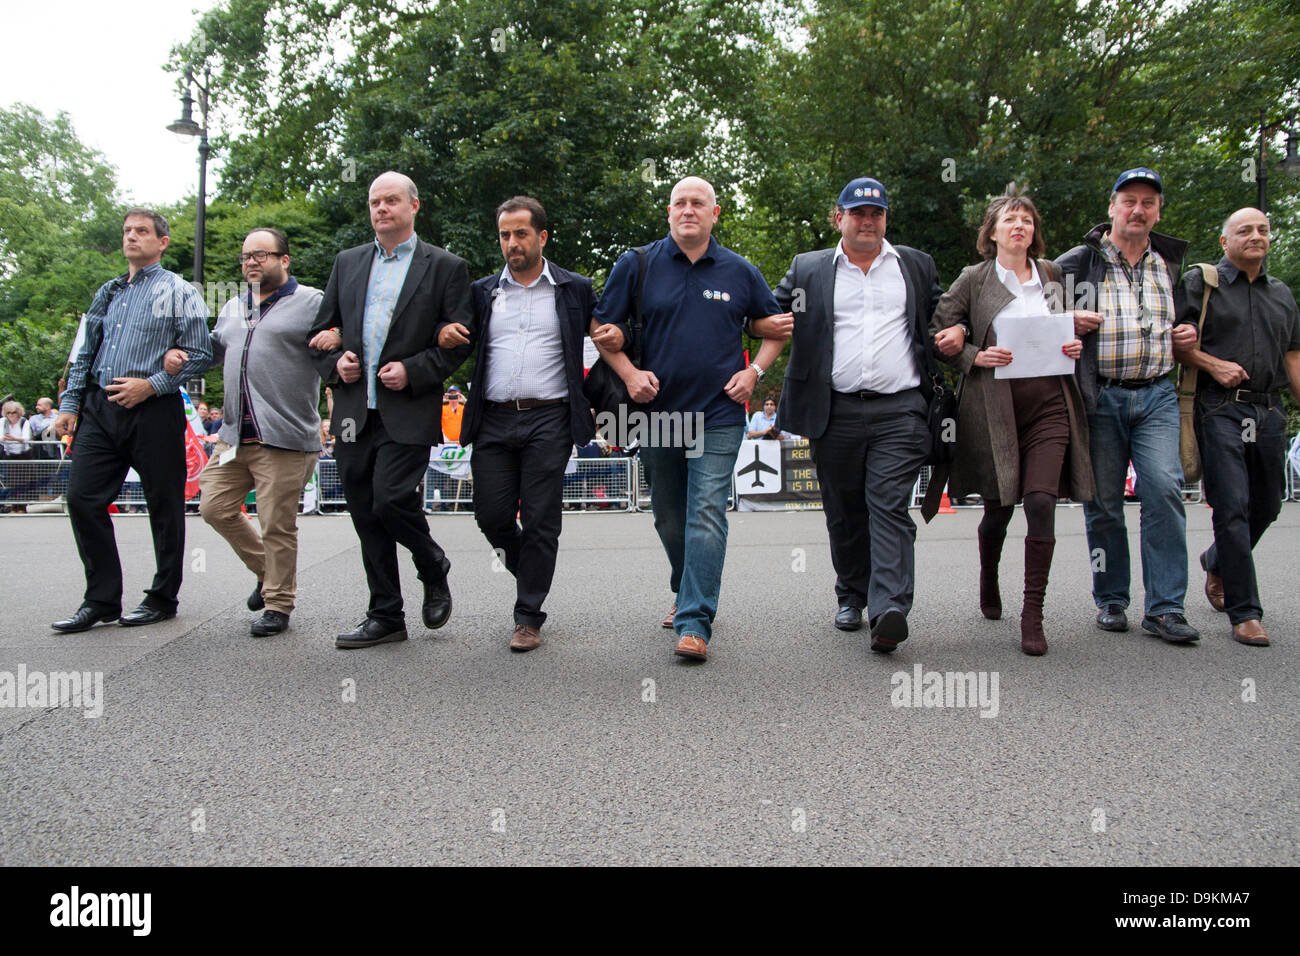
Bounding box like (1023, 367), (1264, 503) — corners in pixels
(939, 492), (956, 514)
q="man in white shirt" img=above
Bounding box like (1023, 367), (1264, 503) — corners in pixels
(773, 177), (943, 651)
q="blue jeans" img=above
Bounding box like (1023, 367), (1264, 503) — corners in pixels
(639, 425), (743, 642)
(1083, 379), (1188, 616)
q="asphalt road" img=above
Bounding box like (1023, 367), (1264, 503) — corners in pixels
(1, 504), (1296, 865)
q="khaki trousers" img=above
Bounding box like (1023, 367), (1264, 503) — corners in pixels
(199, 441), (318, 614)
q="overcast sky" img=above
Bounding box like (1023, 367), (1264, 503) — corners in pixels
(1, 0), (223, 205)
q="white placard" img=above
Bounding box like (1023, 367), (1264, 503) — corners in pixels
(992, 312), (1075, 379)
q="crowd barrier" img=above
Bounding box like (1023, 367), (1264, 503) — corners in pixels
(4, 439), (1299, 511)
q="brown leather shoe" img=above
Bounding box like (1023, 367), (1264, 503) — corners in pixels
(661, 603), (676, 628)
(674, 634), (707, 660)
(1232, 620), (1270, 647)
(509, 624), (541, 652)
(1200, 552), (1225, 612)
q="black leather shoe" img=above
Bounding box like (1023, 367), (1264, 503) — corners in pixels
(51, 605), (120, 633)
(119, 604), (176, 627)
(869, 608), (908, 653)
(335, 619), (408, 649)
(1096, 604), (1128, 632)
(834, 605), (863, 631)
(247, 581), (265, 611)
(1142, 612), (1200, 644)
(250, 610), (289, 637)
(421, 558), (452, 630)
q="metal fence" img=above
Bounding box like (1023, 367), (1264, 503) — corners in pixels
(5, 439), (1298, 512)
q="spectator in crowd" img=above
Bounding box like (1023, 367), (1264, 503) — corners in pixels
(1, 401), (33, 459)
(51, 207), (211, 633)
(746, 397), (791, 439)
(196, 402), (209, 423)
(1056, 167), (1200, 644)
(441, 384), (465, 444)
(206, 407), (224, 434)
(319, 418), (335, 458)
(1174, 207), (1300, 647)
(28, 397), (57, 438)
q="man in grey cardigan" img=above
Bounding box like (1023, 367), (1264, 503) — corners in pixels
(166, 227), (325, 636)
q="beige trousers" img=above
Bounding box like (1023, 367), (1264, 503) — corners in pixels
(199, 441), (318, 614)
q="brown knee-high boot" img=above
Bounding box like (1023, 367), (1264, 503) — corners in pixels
(978, 526), (1006, 620)
(1021, 537), (1055, 656)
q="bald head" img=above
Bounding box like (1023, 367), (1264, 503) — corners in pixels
(667, 176), (720, 256)
(370, 171), (419, 202)
(1220, 206), (1270, 276)
(368, 171), (420, 248)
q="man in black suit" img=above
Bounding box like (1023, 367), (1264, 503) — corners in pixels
(436, 196), (619, 651)
(308, 171), (473, 649)
(773, 177), (943, 652)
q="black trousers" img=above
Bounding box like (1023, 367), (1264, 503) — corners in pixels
(1196, 395), (1286, 624)
(336, 410), (445, 627)
(810, 389), (929, 621)
(66, 385), (187, 613)
(470, 403), (572, 627)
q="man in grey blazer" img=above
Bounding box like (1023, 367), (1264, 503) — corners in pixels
(773, 177), (943, 652)
(308, 171), (473, 649)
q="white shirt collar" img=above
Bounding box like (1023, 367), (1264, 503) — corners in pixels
(499, 258), (556, 289)
(994, 258), (1042, 289)
(834, 237), (899, 269)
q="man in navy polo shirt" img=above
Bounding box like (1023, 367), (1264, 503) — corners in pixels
(595, 176), (791, 662)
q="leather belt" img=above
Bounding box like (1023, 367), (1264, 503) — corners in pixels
(1203, 385), (1281, 406)
(484, 398), (565, 411)
(1099, 376), (1161, 390)
(834, 388), (890, 401)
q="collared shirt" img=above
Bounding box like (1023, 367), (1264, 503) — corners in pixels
(1095, 234), (1176, 380)
(59, 262), (212, 414)
(483, 260), (568, 402)
(747, 409), (790, 438)
(591, 234), (780, 429)
(239, 276), (299, 445)
(1174, 257), (1300, 394)
(993, 259), (1050, 317)
(362, 233), (418, 409)
(831, 238), (918, 394)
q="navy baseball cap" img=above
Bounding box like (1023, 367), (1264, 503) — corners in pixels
(1112, 167), (1163, 193)
(446, 385), (461, 393)
(838, 177), (889, 210)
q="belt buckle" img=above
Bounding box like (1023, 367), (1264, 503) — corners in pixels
(1231, 389), (1246, 404)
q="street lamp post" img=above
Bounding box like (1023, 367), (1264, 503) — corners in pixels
(1256, 109), (1300, 215)
(167, 67), (212, 285)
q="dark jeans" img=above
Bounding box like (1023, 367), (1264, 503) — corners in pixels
(66, 385), (186, 613)
(811, 389), (929, 621)
(336, 409), (445, 627)
(470, 403), (572, 628)
(1196, 394), (1286, 624)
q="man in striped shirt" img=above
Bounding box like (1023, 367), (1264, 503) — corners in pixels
(52, 208), (212, 633)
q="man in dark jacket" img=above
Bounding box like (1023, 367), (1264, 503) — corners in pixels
(773, 177), (943, 652)
(307, 171), (472, 649)
(436, 196), (614, 651)
(1056, 168), (1200, 644)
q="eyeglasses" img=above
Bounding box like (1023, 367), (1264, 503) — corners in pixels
(4, 411), (19, 416)
(238, 250), (282, 264)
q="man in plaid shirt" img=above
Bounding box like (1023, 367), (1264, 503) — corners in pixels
(1057, 168), (1201, 644)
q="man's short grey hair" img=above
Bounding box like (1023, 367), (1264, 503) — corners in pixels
(372, 171), (419, 201)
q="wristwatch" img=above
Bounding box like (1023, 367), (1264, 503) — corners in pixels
(749, 362), (766, 380)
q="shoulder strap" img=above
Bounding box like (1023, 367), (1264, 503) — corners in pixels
(1178, 263), (1218, 397)
(628, 244), (650, 364)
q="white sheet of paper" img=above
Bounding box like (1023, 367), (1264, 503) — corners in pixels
(992, 312), (1075, 379)
(219, 445), (237, 466)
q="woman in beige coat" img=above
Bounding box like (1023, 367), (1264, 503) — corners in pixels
(932, 195), (1100, 655)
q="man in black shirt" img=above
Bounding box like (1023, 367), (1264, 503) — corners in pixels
(1174, 207), (1300, 646)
